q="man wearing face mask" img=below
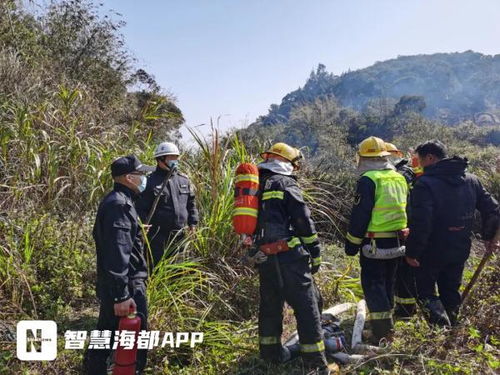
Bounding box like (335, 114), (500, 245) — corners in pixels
(84, 155), (152, 375)
(253, 143), (330, 374)
(136, 142), (199, 268)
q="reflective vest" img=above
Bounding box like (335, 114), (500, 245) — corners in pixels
(362, 169), (408, 233)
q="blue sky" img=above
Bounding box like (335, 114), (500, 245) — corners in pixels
(101, 0), (500, 139)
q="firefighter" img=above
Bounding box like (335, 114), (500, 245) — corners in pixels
(84, 155), (151, 375)
(345, 137), (409, 342)
(386, 142), (417, 319)
(405, 140), (499, 326)
(136, 142), (199, 269)
(250, 142), (329, 374)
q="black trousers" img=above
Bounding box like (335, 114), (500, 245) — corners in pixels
(360, 254), (398, 341)
(147, 226), (184, 269)
(84, 279), (148, 375)
(415, 261), (464, 315)
(394, 257), (417, 317)
(258, 256), (327, 369)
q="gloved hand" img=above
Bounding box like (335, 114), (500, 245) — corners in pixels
(310, 256), (321, 274)
(253, 251), (268, 264)
(345, 241), (360, 256)
(245, 250), (268, 266)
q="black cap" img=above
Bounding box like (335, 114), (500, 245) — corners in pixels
(111, 155), (154, 177)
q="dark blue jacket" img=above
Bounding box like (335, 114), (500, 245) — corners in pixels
(136, 167), (199, 232)
(93, 183), (148, 303)
(406, 157), (499, 265)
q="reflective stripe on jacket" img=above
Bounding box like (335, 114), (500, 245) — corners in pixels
(255, 169), (321, 263)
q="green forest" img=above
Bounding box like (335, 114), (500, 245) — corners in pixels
(257, 53), (500, 125)
(0, 1), (498, 374)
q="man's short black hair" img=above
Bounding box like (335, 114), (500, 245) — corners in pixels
(415, 140), (447, 160)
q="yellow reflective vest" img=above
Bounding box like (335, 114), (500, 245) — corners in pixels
(362, 169), (408, 233)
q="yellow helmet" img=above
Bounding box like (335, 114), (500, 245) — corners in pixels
(261, 142), (303, 168)
(358, 136), (391, 157)
(385, 142), (404, 158)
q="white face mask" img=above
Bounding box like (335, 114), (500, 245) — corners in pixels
(128, 174), (147, 193)
(167, 159), (179, 170)
(258, 159), (294, 175)
(137, 175), (147, 193)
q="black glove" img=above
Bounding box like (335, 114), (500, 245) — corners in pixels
(310, 256), (321, 274)
(345, 241), (360, 256)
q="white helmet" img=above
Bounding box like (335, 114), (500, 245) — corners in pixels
(154, 142), (180, 158)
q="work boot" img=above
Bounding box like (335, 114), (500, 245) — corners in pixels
(282, 343), (301, 362)
(302, 352), (329, 374)
(445, 306), (460, 327)
(423, 299), (451, 327)
(370, 318), (394, 344)
(260, 343), (283, 364)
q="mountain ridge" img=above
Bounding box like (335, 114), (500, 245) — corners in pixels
(257, 51), (500, 126)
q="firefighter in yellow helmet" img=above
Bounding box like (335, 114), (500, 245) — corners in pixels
(250, 142), (330, 374)
(345, 137), (409, 343)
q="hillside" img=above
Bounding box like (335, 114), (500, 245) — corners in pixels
(258, 52), (500, 126)
(243, 53), (500, 160)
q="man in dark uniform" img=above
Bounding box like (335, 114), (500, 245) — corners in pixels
(136, 142), (198, 269)
(405, 140), (499, 326)
(84, 155), (151, 375)
(251, 142), (329, 374)
(345, 137), (408, 343)
(386, 142), (418, 319)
